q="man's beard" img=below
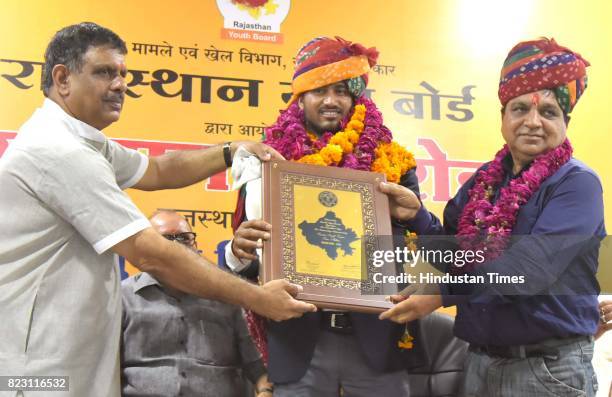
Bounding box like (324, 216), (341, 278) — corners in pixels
(305, 119), (342, 137)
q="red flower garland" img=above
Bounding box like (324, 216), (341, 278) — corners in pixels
(455, 139), (573, 272)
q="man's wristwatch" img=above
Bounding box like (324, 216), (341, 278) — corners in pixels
(222, 141), (233, 167)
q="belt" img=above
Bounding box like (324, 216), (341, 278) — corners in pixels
(321, 311), (353, 334)
(469, 335), (591, 359)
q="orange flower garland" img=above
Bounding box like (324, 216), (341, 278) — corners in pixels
(297, 104), (415, 183)
(398, 331), (415, 349)
(297, 104), (366, 167)
(371, 141), (417, 183)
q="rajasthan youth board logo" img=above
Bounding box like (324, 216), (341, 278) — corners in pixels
(216, 0), (291, 44)
(318, 191), (338, 208)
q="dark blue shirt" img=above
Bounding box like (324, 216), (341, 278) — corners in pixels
(410, 157), (606, 346)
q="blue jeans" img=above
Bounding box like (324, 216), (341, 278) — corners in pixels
(461, 337), (598, 396)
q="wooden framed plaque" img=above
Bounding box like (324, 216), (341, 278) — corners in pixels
(261, 160), (398, 313)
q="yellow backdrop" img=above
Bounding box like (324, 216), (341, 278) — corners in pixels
(0, 0), (609, 290)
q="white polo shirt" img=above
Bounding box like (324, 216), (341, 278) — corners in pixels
(0, 99), (150, 397)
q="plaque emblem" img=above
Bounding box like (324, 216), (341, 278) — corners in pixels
(318, 191), (338, 207)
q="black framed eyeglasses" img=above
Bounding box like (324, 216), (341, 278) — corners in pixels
(162, 232), (197, 245)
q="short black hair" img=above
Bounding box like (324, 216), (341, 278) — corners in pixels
(41, 22), (127, 96)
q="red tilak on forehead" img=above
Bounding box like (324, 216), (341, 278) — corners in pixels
(531, 93), (540, 106)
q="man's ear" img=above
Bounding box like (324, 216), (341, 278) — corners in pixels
(52, 64), (71, 96)
(298, 96), (304, 110)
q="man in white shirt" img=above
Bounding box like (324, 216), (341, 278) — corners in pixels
(0, 22), (315, 397)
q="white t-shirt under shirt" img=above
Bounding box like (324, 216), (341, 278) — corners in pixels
(0, 99), (150, 397)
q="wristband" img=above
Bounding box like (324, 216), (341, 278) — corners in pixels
(222, 142), (233, 167)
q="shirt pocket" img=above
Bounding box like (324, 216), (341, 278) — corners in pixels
(124, 305), (182, 359)
(189, 319), (239, 365)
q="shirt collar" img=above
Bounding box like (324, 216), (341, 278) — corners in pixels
(41, 98), (107, 144)
(501, 153), (514, 174)
(132, 272), (161, 294)
(501, 152), (531, 179)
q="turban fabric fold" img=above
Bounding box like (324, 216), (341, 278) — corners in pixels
(498, 37), (589, 114)
(290, 36), (379, 103)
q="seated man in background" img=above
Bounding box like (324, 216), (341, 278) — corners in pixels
(121, 210), (274, 397)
